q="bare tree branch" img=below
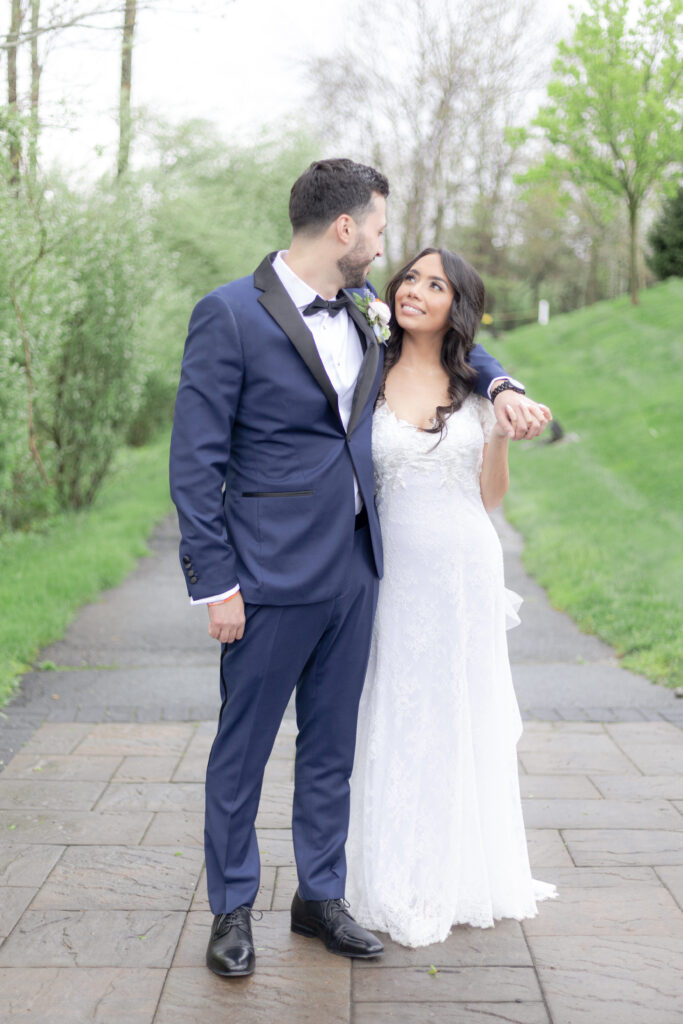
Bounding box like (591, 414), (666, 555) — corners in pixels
(0, 3), (153, 50)
(307, 0), (546, 269)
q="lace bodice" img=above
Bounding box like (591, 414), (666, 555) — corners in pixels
(372, 393), (496, 499)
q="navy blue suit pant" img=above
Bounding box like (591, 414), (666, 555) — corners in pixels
(204, 523), (378, 914)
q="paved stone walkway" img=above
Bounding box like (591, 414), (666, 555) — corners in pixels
(1, 513), (682, 1022)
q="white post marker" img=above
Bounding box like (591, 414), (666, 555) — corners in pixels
(538, 300), (549, 326)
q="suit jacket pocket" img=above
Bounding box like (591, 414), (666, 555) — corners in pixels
(241, 490), (313, 498)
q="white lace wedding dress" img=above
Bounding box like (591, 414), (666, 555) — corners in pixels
(346, 394), (557, 948)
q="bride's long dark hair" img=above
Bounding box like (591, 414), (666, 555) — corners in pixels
(380, 247), (485, 442)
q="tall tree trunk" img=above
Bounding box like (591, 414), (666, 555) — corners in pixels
(628, 197), (640, 306)
(431, 198), (445, 245)
(585, 236), (599, 306)
(28, 0), (41, 181)
(117, 0), (137, 178)
(7, 0), (24, 182)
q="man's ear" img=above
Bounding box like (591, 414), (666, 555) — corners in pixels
(334, 213), (354, 245)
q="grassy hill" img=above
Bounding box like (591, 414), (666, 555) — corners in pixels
(494, 277), (683, 687)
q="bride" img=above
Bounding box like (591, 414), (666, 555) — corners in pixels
(346, 247), (557, 948)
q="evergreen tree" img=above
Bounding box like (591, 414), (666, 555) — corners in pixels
(648, 187), (683, 280)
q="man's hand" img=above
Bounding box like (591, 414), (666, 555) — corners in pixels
(208, 592), (246, 644)
(493, 391), (551, 440)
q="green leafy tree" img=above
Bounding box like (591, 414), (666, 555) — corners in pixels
(126, 119), (317, 444)
(648, 185), (683, 279)
(45, 184), (157, 508)
(0, 146), (162, 524)
(532, 0), (683, 304)
(144, 118), (316, 296)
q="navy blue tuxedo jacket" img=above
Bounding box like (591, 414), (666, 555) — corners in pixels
(169, 253), (506, 605)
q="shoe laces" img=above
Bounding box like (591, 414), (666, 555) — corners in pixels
(320, 897), (352, 924)
(215, 907), (263, 937)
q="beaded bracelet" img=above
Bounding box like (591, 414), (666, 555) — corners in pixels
(491, 380), (525, 402)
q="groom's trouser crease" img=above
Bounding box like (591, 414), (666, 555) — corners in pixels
(204, 524), (378, 915)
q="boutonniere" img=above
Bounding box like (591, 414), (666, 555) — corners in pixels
(352, 290), (391, 343)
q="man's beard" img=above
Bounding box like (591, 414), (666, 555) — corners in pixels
(337, 240), (372, 288)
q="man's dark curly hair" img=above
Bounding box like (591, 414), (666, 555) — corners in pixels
(289, 158), (389, 236)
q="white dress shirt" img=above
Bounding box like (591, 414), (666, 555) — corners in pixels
(192, 251), (365, 605)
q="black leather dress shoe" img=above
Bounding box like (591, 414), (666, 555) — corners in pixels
(206, 907), (256, 977)
(291, 889), (384, 959)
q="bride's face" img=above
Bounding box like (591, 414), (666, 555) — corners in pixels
(394, 253), (454, 335)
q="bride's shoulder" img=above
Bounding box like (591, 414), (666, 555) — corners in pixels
(462, 392), (487, 415)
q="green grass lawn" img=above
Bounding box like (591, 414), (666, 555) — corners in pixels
(0, 434), (173, 707)
(496, 277), (683, 687)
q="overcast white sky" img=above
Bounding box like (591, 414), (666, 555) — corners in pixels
(4, 0), (582, 177)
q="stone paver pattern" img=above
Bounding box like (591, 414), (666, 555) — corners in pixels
(0, 514), (682, 1022)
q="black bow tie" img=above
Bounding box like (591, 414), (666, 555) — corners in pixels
(302, 294), (348, 318)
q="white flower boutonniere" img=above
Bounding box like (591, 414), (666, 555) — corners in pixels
(352, 290), (391, 343)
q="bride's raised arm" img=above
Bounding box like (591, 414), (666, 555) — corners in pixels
(480, 412), (511, 511)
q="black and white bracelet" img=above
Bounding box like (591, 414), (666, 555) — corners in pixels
(490, 380), (526, 402)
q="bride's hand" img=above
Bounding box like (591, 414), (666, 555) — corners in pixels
(493, 391), (551, 440)
(492, 414), (512, 439)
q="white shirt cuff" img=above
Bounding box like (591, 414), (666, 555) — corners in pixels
(488, 376), (525, 400)
(190, 583), (240, 606)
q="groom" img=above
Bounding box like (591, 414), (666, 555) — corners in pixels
(169, 158), (548, 978)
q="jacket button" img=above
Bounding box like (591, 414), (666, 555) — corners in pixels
(190, 575), (198, 584)
(182, 556), (191, 566)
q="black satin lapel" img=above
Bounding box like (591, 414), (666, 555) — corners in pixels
(255, 257), (341, 421)
(342, 289), (377, 352)
(347, 339), (380, 438)
(253, 253), (279, 292)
